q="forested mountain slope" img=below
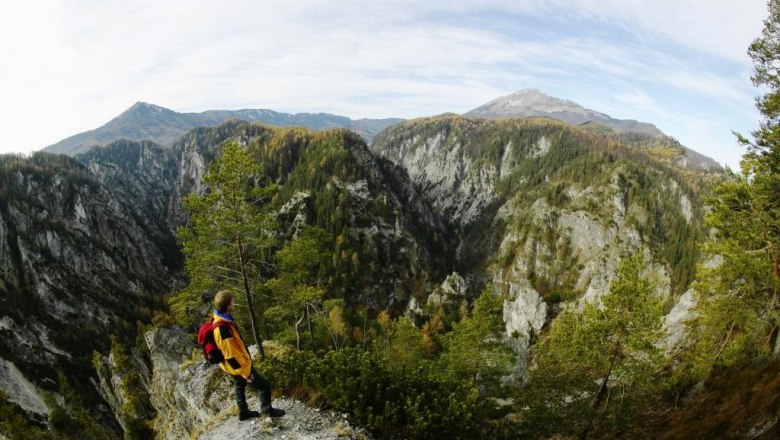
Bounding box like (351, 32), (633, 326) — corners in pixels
(0, 150), (178, 434)
(0, 120), (455, 437)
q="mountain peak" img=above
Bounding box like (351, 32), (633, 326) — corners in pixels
(124, 101), (171, 114)
(465, 88), (662, 137)
(473, 89), (591, 117)
(506, 88), (559, 100)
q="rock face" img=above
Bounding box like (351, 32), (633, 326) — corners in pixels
(370, 117), (496, 228)
(0, 359), (49, 418)
(144, 326), (210, 437)
(0, 152), (178, 423)
(372, 115), (701, 379)
(502, 282), (547, 341)
(662, 288), (698, 353)
(427, 272), (468, 307)
(500, 281), (547, 382)
(142, 327), (368, 440)
(78, 139), (182, 268)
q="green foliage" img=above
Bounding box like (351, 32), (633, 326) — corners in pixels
(46, 373), (115, 440)
(109, 338), (155, 440)
(0, 390), (50, 440)
(439, 289), (513, 388)
(523, 254), (666, 438)
(374, 316), (425, 371)
(322, 298), (348, 350)
(251, 283), (519, 439)
(0, 152), (99, 202)
(264, 226), (331, 348)
(258, 345), (512, 440)
(684, 0), (780, 380)
(172, 141), (277, 351)
(682, 178), (779, 380)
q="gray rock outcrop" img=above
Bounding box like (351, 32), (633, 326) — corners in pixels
(0, 359), (49, 418)
(143, 327), (368, 440)
(662, 288), (698, 352)
(0, 152), (178, 423)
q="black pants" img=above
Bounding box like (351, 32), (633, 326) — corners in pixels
(233, 367), (272, 412)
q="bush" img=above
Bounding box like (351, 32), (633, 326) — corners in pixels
(257, 346), (512, 439)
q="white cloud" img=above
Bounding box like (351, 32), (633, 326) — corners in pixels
(616, 89), (657, 111)
(0, 0), (769, 170)
(530, 0), (766, 62)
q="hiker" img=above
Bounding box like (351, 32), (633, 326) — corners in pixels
(212, 290), (286, 420)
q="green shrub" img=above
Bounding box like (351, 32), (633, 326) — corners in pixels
(258, 346), (512, 439)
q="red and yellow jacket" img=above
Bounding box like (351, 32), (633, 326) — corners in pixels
(212, 310), (253, 379)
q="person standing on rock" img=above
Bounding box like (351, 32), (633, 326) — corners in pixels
(212, 290), (286, 420)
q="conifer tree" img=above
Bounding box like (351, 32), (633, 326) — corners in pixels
(439, 288), (513, 387)
(686, 0), (780, 375)
(527, 255), (665, 439)
(173, 142), (276, 357)
(265, 226), (331, 349)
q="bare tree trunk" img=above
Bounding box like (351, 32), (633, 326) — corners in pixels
(771, 248), (779, 355)
(238, 239), (265, 358)
(306, 305), (314, 344)
(362, 308), (369, 350)
(579, 359), (614, 440)
(295, 313), (304, 350)
(332, 331), (340, 351)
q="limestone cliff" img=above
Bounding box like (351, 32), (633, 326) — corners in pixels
(371, 115), (707, 378)
(0, 152), (177, 425)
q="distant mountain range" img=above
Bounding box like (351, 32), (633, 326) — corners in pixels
(42, 89), (721, 171)
(43, 102), (403, 155)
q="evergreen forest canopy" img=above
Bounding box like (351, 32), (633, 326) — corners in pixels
(2, 2), (780, 439)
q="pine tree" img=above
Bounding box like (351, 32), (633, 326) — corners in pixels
(686, 0), (780, 375)
(172, 142), (276, 357)
(527, 255), (665, 439)
(265, 226), (331, 349)
(439, 288), (513, 387)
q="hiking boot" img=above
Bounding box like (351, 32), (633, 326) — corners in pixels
(262, 407), (286, 418)
(238, 409), (261, 421)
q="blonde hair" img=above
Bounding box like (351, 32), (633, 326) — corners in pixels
(214, 290), (234, 313)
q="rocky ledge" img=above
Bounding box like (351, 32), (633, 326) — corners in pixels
(110, 327), (369, 439)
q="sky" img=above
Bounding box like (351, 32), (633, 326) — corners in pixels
(0, 0), (770, 169)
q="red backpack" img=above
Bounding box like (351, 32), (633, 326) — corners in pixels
(197, 318), (230, 364)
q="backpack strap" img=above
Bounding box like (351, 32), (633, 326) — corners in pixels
(213, 320), (232, 338)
